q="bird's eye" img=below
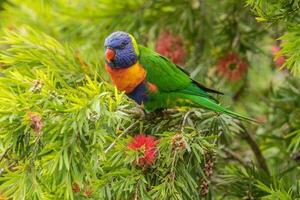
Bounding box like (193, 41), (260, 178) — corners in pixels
(119, 42), (126, 49)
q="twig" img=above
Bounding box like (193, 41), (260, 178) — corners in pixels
(221, 147), (249, 168)
(239, 123), (271, 176)
(104, 121), (139, 154)
(278, 163), (299, 178)
(181, 110), (193, 133)
(119, 108), (178, 119)
(0, 145), (12, 163)
(133, 178), (141, 200)
(120, 108), (217, 123)
(232, 80), (247, 101)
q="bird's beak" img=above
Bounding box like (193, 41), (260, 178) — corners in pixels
(105, 48), (115, 62)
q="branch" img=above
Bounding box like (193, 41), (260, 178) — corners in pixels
(0, 145), (12, 163)
(119, 108), (217, 121)
(221, 147), (249, 168)
(239, 123), (271, 176)
(119, 108), (179, 119)
(104, 121), (139, 154)
(181, 110), (193, 133)
(120, 108), (265, 175)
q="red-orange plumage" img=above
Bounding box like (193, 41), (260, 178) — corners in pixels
(147, 82), (158, 93)
(105, 62), (147, 94)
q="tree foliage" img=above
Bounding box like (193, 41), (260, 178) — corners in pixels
(0, 0), (299, 200)
(247, 0), (300, 75)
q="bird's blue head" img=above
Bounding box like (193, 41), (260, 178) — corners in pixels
(104, 31), (140, 68)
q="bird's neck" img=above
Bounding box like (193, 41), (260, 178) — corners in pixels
(105, 62), (147, 94)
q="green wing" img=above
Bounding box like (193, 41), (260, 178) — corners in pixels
(138, 45), (222, 97)
(139, 45), (191, 92)
(175, 64), (224, 95)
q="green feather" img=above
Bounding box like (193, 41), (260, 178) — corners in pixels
(139, 45), (192, 92)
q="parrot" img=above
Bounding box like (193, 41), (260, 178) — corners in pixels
(104, 31), (255, 122)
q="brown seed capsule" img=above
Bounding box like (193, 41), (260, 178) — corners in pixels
(200, 180), (210, 196)
(30, 80), (43, 93)
(84, 187), (94, 197)
(72, 182), (80, 193)
(204, 160), (214, 178)
(171, 134), (187, 151)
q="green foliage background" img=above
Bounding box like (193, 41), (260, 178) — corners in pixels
(0, 0), (299, 199)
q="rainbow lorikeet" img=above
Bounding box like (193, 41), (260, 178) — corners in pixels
(104, 31), (254, 121)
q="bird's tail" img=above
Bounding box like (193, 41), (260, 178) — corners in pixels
(189, 95), (258, 123)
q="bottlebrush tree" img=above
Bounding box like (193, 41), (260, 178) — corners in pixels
(0, 28), (246, 199)
(0, 0), (299, 200)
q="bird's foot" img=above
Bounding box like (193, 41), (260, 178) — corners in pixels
(135, 106), (147, 119)
(154, 108), (165, 116)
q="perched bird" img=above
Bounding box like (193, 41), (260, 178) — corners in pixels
(104, 31), (255, 122)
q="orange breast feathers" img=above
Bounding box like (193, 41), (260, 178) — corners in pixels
(105, 62), (147, 94)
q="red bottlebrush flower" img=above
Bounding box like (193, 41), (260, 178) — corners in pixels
(217, 52), (248, 81)
(72, 182), (80, 193)
(128, 134), (158, 167)
(155, 30), (186, 65)
(27, 112), (43, 134)
(272, 45), (285, 66)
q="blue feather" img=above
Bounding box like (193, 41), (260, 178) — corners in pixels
(127, 81), (148, 105)
(104, 31), (137, 68)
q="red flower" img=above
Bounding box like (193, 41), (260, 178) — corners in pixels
(155, 31), (186, 65)
(217, 52), (248, 81)
(128, 134), (158, 166)
(272, 45), (285, 66)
